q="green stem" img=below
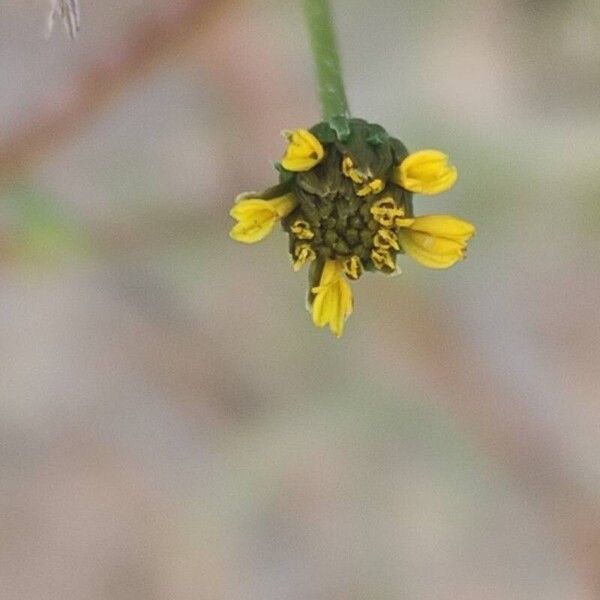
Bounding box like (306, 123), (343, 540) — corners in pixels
(302, 0), (350, 121)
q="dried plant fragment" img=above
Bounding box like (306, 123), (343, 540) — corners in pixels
(47, 0), (81, 40)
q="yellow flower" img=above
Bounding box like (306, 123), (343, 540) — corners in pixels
(311, 260), (353, 337)
(396, 215), (475, 269)
(231, 117), (475, 338)
(394, 150), (458, 195)
(229, 194), (296, 243)
(281, 129), (325, 172)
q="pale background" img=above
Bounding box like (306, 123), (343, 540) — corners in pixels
(1, 1), (599, 599)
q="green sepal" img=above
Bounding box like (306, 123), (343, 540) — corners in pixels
(403, 190), (414, 218)
(328, 115), (351, 142)
(335, 119), (395, 183)
(294, 187), (322, 227)
(273, 162), (297, 186)
(362, 259), (376, 272)
(306, 255), (325, 310)
(366, 124), (389, 147)
(390, 185), (414, 218)
(295, 144), (343, 199)
(390, 137), (409, 165)
(310, 121), (337, 144)
(236, 180), (294, 203)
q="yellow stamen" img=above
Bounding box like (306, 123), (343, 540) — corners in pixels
(290, 219), (314, 240)
(369, 178), (385, 194)
(341, 157), (366, 184)
(342, 255), (363, 280)
(373, 228), (400, 251)
(292, 244), (316, 271)
(396, 214), (475, 269)
(311, 260), (353, 338)
(281, 129), (325, 172)
(229, 194), (296, 243)
(371, 197), (402, 227)
(371, 248), (396, 271)
(341, 156), (354, 177)
(356, 178), (385, 197)
(393, 149), (458, 195)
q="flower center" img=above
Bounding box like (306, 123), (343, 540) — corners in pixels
(282, 145), (410, 276)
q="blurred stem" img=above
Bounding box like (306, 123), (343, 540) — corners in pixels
(302, 0), (349, 120)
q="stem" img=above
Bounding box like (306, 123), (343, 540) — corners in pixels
(302, 0), (349, 121)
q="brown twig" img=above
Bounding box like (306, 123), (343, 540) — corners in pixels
(379, 287), (600, 597)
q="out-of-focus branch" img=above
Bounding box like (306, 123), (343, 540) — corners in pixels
(379, 290), (600, 598)
(0, 0), (232, 181)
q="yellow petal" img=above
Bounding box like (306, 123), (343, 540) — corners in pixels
(230, 217), (276, 243)
(396, 214), (475, 269)
(404, 214), (475, 242)
(281, 129), (325, 172)
(407, 231), (466, 256)
(311, 260), (353, 337)
(229, 194), (296, 244)
(229, 199), (270, 220)
(394, 149), (458, 195)
(397, 230), (463, 269)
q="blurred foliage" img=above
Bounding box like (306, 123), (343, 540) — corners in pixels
(2, 184), (89, 266)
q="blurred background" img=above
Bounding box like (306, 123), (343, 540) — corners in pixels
(1, 1), (599, 598)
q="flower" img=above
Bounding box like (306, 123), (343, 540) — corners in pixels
(229, 194), (295, 243)
(229, 117), (475, 337)
(394, 150), (458, 195)
(396, 215), (475, 269)
(281, 129), (325, 172)
(311, 260), (353, 337)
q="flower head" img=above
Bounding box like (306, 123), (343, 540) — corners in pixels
(230, 117), (475, 336)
